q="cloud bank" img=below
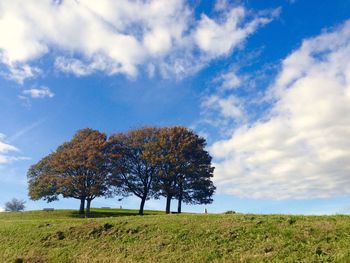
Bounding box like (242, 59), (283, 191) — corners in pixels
(211, 20), (350, 199)
(0, 0), (275, 82)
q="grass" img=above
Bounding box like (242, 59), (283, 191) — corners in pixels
(1, 209), (350, 262)
(0, 208), (163, 220)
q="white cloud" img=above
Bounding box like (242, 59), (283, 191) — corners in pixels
(22, 86), (54, 99)
(0, 0), (275, 82)
(54, 57), (94, 77)
(198, 91), (247, 139)
(194, 7), (273, 57)
(220, 70), (242, 90)
(0, 134), (23, 165)
(0, 134), (18, 153)
(214, 0), (229, 11)
(0, 55), (40, 84)
(202, 95), (244, 120)
(211, 20), (350, 199)
(197, 68), (246, 137)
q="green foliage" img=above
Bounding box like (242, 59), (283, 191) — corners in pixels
(1, 210), (350, 262)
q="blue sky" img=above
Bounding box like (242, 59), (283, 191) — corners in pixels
(1, 0), (350, 214)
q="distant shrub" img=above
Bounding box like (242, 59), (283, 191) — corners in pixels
(224, 210), (236, 214)
(4, 198), (25, 212)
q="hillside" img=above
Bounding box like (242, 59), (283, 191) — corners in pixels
(1, 209), (350, 262)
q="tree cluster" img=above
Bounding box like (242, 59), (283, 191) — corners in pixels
(28, 127), (215, 216)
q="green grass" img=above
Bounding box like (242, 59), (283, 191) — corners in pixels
(1, 209), (350, 262)
(0, 208), (163, 221)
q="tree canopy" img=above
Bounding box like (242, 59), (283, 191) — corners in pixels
(107, 127), (160, 215)
(150, 126), (215, 213)
(28, 128), (110, 216)
(4, 198), (25, 212)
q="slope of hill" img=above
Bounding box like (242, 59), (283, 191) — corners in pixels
(1, 209), (350, 262)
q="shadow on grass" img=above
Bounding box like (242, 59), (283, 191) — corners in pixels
(68, 209), (164, 218)
(70, 212), (138, 218)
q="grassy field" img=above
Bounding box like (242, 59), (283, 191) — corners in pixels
(1, 209), (350, 263)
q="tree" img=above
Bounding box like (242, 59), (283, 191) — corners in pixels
(5, 198), (25, 212)
(108, 127), (160, 215)
(27, 128), (111, 216)
(151, 126), (215, 213)
(177, 164), (215, 213)
(28, 154), (59, 202)
(174, 139), (215, 213)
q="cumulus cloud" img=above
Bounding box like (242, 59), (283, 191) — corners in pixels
(22, 86), (54, 99)
(211, 20), (350, 199)
(0, 0), (275, 82)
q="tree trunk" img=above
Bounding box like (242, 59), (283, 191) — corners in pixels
(165, 195), (172, 214)
(139, 196), (146, 215)
(177, 180), (183, 213)
(177, 194), (182, 214)
(79, 198), (85, 215)
(86, 199), (91, 217)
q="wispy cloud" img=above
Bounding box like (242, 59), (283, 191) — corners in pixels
(0, 134), (18, 153)
(21, 87), (54, 99)
(7, 120), (45, 143)
(197, 68), (249, 137)
(0, 60), (40, 84)
(0, 133), (27, 165)
(200, 94), (246, 136)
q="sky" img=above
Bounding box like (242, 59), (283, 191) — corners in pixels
(1, 0), (350, 214)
